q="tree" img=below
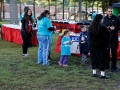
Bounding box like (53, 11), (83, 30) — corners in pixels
(0, 0), (3, 21)
(10, 0), (18, 24)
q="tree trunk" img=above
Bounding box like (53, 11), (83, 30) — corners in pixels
(85, 1), (87, 20)
(63, 0), (64, 19)
(10, 0), (18, 24)
(55, 0), (57, 19)
(0, 0), (3, 21)
(78, 0), (82, 22)
(33, 0), (35, 18)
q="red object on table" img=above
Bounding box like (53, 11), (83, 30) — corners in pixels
(55, 35), (62, 53)
(2, 25), (38, 45)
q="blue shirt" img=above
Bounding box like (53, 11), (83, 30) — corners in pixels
(37, 17), (52, 36)
(20, 13), (34, 21)
(61, 36), (71, 55)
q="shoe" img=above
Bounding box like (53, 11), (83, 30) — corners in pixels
(100, 75), (110, 79)
(26, 54), (30, 57)
(92, 74), (98, 77)
(85, 61), (88, 63)
(80, 61), (85, 64)
(48, 58), (53, 61)
(63, 64), (69, 67)
(111, 67), (117, 72)
(58, 62), (62, 66)
(23, 54), (29, 57)
(37, 61), (43, 64)
(42, 62), (50, 66)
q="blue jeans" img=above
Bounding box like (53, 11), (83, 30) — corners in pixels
(37, 35), (50, 66)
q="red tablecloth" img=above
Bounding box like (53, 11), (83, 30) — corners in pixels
(55, 35), (120, 60)
(2, 25), (38, 45)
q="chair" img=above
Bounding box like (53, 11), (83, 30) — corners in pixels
(75, 23), (83, 33)
(64, 22), (72, 31)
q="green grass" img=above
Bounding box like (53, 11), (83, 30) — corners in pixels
(0, 34), (120, 90)
(0, 20), (10, 25)
(0, 21), (120, 90)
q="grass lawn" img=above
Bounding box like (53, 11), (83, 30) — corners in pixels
(0, 22), (120, 90)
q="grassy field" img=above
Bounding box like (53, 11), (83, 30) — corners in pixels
(0, 21), (120, 90)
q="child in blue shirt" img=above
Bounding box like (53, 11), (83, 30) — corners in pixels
(79, 26), (89, 64)
(58, 30), (73, 67)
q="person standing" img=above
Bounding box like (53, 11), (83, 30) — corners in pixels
(79, 26), (89, 64)
(20, 7), (34, 21)
(58, 30), (73, 67)
(103, 6), (120, 72)
(48, 31), (53, 61)
(21, 8), (33, 57)
(37, 10), (54, 66)
(89, 14), (110, 79)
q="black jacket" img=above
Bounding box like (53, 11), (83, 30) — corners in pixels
(21, 17), (33, 37)
(103, 15), (120, 44)
(89, 24), (110, 49)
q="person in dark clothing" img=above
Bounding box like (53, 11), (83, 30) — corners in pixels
(103, 6), (120, 72)
(118, 12), (120, 18)
(21, 8), (33, 57)
(79, 26), (89, 64)
(89, 14), (110, 79)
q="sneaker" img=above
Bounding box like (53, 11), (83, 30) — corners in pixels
(58, 62), (62, 66)
(80, 61), (85, 64)
(63, 64), (69, 67)
(42, 62), (50, 66)
(100, 75), (110, 79)
(92, 74), (98, 77)
(22, 54), (28, 57)
(26, 54), (30, 57)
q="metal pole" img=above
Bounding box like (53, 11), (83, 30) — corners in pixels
(63, 0), (64, 19)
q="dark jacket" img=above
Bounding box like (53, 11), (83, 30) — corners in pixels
(21, 17), (33, 37)
(79, 31), (89, 54)
(89, 24), (110, 49)
(103, 15), (120, 44)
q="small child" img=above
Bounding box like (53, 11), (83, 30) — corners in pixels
(58, 30), (73, 67)
(79, 26), (89, 64)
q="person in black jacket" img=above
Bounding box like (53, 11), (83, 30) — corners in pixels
(21, 8), (33, 57)
(103, 6), (120, 72)
(89, 14), (110, 79)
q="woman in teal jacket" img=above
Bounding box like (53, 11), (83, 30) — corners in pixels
(37, 10), (54, 66)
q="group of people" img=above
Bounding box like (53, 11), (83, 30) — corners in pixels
(58, 6), (120, 79)
(20, 7), (54, 66)
(20, 6), (120, 79)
